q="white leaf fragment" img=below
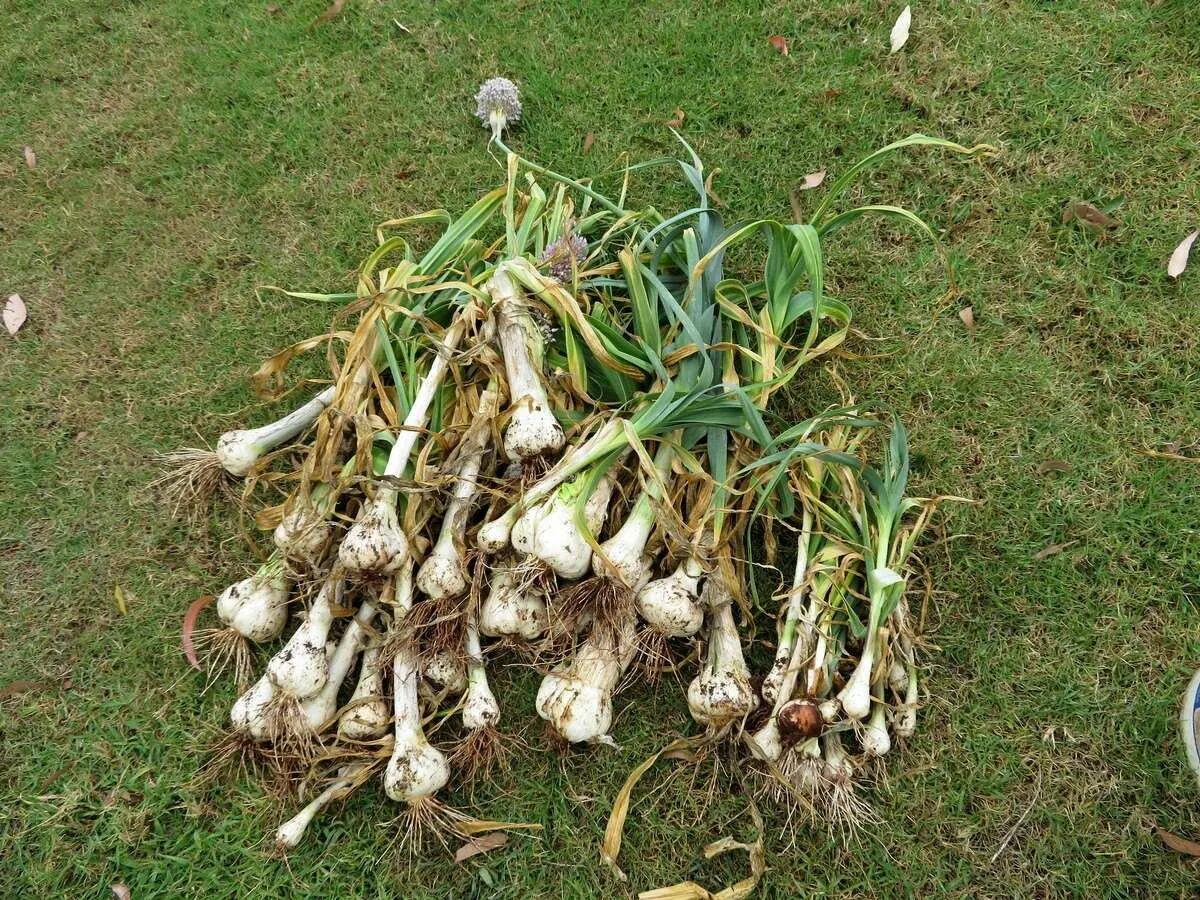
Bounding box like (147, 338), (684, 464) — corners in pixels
(890, 5), (912, 54)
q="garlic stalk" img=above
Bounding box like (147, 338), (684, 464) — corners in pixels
(488, 262), (564, 462)
(215, 558), (290, 643)
(535, 607), (638, 745)
(275, 761), (371, 850)
(296, 599), (378, 733)
(479, 561), (547, 640)
(266, 572), (341, 700)
(686, 577), (756, 729)
(415, 387), (499, 601)
(761, 512), (813, 706)
(462, 611), (499, 732)
(384, 639), (450, 806)
(341, 310), (471, 578)
(837, 566), (903, 720)
(338, 643), (390, 741)
(216, 386), (336, 476)
(592, 442), (674, 588)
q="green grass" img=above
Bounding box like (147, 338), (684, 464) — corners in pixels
(3, 0), (1200, 895)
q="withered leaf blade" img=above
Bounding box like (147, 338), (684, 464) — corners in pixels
(23, 145), (36, 169)
(1167, 229), (1198, 279)
(768, 35), (789, 56)
(1062, 201), (1118, 230)
(1035, 459), (1071, 475)
(266, 3), (281, 12)
(1157, 826), (1200, 857)
(582, 132), (595, 155)
(181, 595), (215, 671)
(667, 108), (685, 129)
(958, 305), (975, 331)
(1033, 540), (1077, 561)
(455, 831), (508, 863)
(4, 293), (28, 335)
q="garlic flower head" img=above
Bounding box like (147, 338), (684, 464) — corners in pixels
(474, 77), (522, 140)
(541, 233), (588, 282)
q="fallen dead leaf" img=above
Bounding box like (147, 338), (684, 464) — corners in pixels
(0, 679), (48, 700)
(799, 170), (826, 190)
(1167, 230), (1198, 279)
(818, 87), (843, 102)
(110, 885), (132, 900)
(4, 293), (27, 335)
(1062, 201), (1118, 231)
(582, 132), (595, 155)
(266, 2), (281, 12)
(181, 595), (215, 671)
(1035, 459), (1071, 475)
(310, 0), (345, 27)
(768, 35), (789, 56)
(958, 305), (975, 331)
(1033, 540), (1077, 561)
(667, 108), (685, 129)
(455, 831), (508, 863)
(114, 584), (131, 615)
(394, 168), (415, 180)
(23, 146), (36, 169)
(890, 5), (911, 53)
(1156, 826), (1200, 858)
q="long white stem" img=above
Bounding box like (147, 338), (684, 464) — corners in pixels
(275, 761), (369, 850)
(298, 600), (378, 732)
(216, 386), (336, 476)
(462, 609), (499, 731)
(384, 637), (450, 803)
(489, 262), (564, 461)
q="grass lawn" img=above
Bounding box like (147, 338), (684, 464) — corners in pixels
(4, 0), (1200, 895)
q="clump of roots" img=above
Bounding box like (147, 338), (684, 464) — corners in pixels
(188, 626), (255, 691)
(552, 576), (633, 645)
(384, 798), (470, 857)
(193, 726), (295, 795)
(404, 596), (469, 663)
(624, 625), (692, 686)
(151, 448), (232, 521)
(261, 692), (329, 774)
(451, 726), (513, 784)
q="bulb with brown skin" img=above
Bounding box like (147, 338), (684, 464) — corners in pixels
(777, 698), (824, 747)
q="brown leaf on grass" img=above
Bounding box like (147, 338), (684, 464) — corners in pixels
(768, 35), (789, 56)
(455, 831), (508, 863)
(310, 0), (345, 27)
(1035, 459), (1071, 475)
(266, 3), (281, 12)
(4, 293), (27, 335)
(799, 170), (826, 190)
(958, 305), (975, 331)
(1156, 826), (1200, 857)
(1033, 540), (1077, 561)
(1061, 201), (1118, 231)
(23, 146), (36, 169)
(667, 108), (685, 129)
(110, 885), (131, 900)
(181, 595), (215, 671)
(582, 132), (595, 155)
(394, 168), (415, 180)
(1168, 230), (1198, 279)
(818, 87), (843, 102)
(0, 680), (48, 700)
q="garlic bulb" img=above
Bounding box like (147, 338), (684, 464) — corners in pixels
(384, 641), (450, 804)
(686, 581), (756, 729)
(266, 574), (339, 699)
(462, 615), (499, 732)
(636, 557), (703, 638)
(511, 501), (547, 555)
(230, 672), (276, 740)
(296, 600), (377, 733)
(216, 562), (290, 643)
(536, 611), (637, 744)
(421, 648), (467, 701)
(531, 469), (616, 580)
(479, 562), (547, 640)
(215, 386), (335, 476)
(861, 696), (892, 758)
(273, 486), (334, 562)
